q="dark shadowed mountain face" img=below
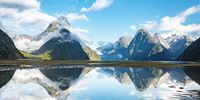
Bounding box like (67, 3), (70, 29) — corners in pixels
(33, 29), (89, 60)
(127, 29), (175, 60)
(0, 29), (23, 59)
(178, 37), (200, 85)
(0, 29), (23, 89)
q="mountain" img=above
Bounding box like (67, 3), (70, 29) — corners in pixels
(128, 29), (175, 60)
(32, 17), (99, 60)
(31, 17), (98, 90)
(0, 29), (23, 88)
(98, 36), (133, 60)
(8, 16), (99, 60)
(178, 37), (200, 85)
(166, 33), (193, 58)
(33, 28), (89, 60)
(9, 17), (71, 53)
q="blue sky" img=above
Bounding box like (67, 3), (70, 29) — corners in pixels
(40, 0), (200, 42)
(0, 0), (200, 42)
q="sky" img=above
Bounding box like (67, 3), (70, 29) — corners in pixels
(0, 0), (200, 42)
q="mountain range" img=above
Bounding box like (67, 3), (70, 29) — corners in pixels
(0, 16), (199, 98)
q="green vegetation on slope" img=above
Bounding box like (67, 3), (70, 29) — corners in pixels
(20, 51), (52, 60)
(83, 46), (100, 60)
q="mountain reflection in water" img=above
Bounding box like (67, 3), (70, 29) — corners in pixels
(0, 61), (199, 100)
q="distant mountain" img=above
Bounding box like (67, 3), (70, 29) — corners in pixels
(178, 37), (200, 85)
(154, 33), (170, 49)
(166, 33), (193, 58)
(0, 29), (23, 88)
(98, 36), (133, 60)
(96, 41), (113, 54)
(154, 32), (194, 58)
(127, 29), (174, 60)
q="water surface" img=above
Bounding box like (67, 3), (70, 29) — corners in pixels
(0, 61), (199, 100)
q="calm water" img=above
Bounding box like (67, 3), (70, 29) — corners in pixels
(0, 61), (200, 100)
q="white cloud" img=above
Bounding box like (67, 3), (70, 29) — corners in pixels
(143, 5), (200, 33)
(129, 25), (137, 31)
(81, 0), (113, 12)
(0, 0), (56, 35)
(143, 21), (157, 30)
(0, 0), (40, 11)
(67, 13), (89, 22)
(70, 27), (90, 41)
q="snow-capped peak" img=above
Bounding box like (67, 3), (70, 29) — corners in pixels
(135, 29), (152, 39)
(154, 33), (170, 49)
(9, 16), (74, 53)
(165, 33), (193, 46)
(57, 16), (70, 28)
(37, 16), (71, 39)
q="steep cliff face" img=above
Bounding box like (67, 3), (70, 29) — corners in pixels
(127, 29), (174, 60)
(0, 29), (23, 59)
(178, 37), (200, 84)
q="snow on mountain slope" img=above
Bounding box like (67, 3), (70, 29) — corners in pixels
(165, 33), (192, 45)
(154, 33), (170, 49)
(96, 35), (132, 60)
(165, 33), (194, 57)
(9, 16), (88, 53)
(95, 41), (114, 55)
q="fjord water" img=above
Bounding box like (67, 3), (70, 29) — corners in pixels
(0, 61), (200, 100)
